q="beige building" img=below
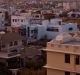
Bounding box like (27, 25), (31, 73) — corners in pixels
(44, 32), (80, 75)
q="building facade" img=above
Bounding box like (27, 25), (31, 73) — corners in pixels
(0, 32), (24, 75)
(43, 19), (78, 39)
(44, 32), (80, 75)
(0, 8), (9, 31)
(11, 15), (29, 27)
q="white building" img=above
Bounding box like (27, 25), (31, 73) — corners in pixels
(26, 24), (46, 43)
(25, 18), (79, 42)
(68, 11), (80, 18)
(43, 18), (79, 39)
(0, 8), (8, 30)
(11, 15), (30, 28)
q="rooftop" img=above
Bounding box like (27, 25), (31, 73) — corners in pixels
(51, 32), (80, 46)
(0, 32), (24, 44)
(24, 45), (43, 58)
(62, 40), (80, 46)
(0, 52), (21, 59)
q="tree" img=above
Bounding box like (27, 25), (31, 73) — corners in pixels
(0, 62), (12, 75)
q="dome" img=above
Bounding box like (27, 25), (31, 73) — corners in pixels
(55, 33), (73, 43)
(55, 34), (64, 41)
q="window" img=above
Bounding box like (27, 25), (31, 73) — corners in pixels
(31, 30), (34, 33)
(35, 15), (39, 18)
(7, 57), (22, 69)
(27, 27), (30, 37)
(14, 41), (18, 45)
(76, 73), (80, 75)
(65, 71), (70, 75)
(69, 27), (73, 31)
(65, 53), (70, 63)
(10, 42), (13, 46)
(47, 27), (59, 32)
(22, 40), (26, 46)
(31, 29), (38, 33)
(21, 20), (24, 22)
(14, 19), (17, 22)
(75, 55), (79, 65)
(13, 19), (15, 22)
(11, 49), (17, 52)
(58, 21), (61, 25)
(71, 14), (76, 18)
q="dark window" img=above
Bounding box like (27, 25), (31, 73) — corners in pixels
(15, 19), (17, 22)
(22, 40), (26, 46)
(65, 71), (70, 75)
(69, 27), (73, 31)
(71, 14), (76, 18)
(65, 54), (70, 63)
(10, 42), (13, 46)
(27, 27), (30, 37)
(75, 55), (79, 65)
(31, 29), (38, 33)
(58, 21), (61, 25)
(14, 41), (18, 45)
(13, 19), (15, 22)
(35, 15), (39, 18)
(31, 30), (34, 33)
(7, 57), (23, 69)
(11, 49), (17, 52)
(76, 73), (80, 75)
(21, 19), (24, 22)
(47, 27), (59, 32)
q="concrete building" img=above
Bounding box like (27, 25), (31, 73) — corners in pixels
(30, 10), (43, 24)
(0, 8), (9, 31)
(0, 32), (24, 75)
(26, 24), (46, 43)
(43, 18), (78, 39)
(11, 15), (29, 28)
(11, 18), (79, 43)
(44, 31), (80, 75)
(26, 18), (78, 42)
(0, 11), (5, 30)
(11, 14), (30, 33)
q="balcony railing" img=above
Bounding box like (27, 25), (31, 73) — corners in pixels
(8, 52), (19, 57)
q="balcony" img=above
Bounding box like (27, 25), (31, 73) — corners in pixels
(8, 51), (19, 57)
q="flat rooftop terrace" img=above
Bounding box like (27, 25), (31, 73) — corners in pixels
(62, 40), (80, 46)
(51, 39), (80, 46)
